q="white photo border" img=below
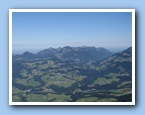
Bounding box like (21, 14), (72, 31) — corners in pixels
(9, 9), (135, 105)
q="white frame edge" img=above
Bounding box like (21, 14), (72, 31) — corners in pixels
(9, 9), (135, 105)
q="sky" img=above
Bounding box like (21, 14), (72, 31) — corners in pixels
(12, 11), (132, 53)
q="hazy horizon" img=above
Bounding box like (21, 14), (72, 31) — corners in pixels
(12, 12), (132, 53)
(12, 45), (131, 54)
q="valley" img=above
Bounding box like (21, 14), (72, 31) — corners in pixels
(12, 46), (132, 102)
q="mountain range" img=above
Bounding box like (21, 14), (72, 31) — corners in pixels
(12, 46), (132, 102)
(13, 46), (113, 61)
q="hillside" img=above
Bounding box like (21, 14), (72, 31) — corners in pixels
(12, 46), (132, 102)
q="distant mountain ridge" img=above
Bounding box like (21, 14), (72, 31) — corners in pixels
(13, 46), (113, 62)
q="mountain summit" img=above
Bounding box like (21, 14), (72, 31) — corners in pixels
(13, 46), (113, 62)
(22, 51), (34, 58)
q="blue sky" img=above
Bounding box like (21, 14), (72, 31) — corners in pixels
(12, 12), (132, 52)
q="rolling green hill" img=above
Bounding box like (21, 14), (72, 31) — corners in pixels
(12, 46), (132, 102)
